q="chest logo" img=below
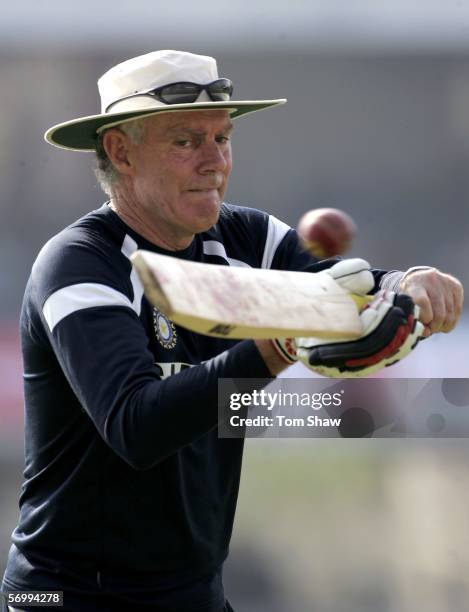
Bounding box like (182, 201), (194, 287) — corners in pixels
(153, 308), (177, 349)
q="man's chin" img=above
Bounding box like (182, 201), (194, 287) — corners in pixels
(189, 199), (222, 232)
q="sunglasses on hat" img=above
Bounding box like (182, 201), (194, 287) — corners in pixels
(106, 78), (233, 112)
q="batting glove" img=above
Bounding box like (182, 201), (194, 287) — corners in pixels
(272, 259), (424, 377)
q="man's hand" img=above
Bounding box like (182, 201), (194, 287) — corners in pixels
(295, 290), (423, 377)
(399, 267), (464, 338)
(271, 259), (424, 377)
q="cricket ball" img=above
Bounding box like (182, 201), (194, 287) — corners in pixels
(297, 207), (357, 258)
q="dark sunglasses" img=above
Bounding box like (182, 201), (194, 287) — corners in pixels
(106, 78), (233, 111)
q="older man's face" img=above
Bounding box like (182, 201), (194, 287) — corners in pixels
(128, 110), (233, 241)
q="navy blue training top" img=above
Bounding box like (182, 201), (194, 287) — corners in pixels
(2, 203), (393, 610)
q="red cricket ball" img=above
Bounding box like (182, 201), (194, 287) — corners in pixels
(296, 207), (357, 258)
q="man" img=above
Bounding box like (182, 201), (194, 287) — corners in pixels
(1, 50), (463, 612)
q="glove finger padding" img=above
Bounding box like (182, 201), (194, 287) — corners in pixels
(296, 291), (424, 378)
(324, 258), (374, 295)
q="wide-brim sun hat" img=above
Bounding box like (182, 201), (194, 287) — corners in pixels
(45, 50), (287, 152)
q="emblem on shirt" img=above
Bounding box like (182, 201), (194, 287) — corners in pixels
(153, 308), (177, 349)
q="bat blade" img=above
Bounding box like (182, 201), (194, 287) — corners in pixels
(131, 250), (364, 339)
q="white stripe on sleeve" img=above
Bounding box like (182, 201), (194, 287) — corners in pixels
(43, 283), (134, 332)
(261, 215), (291, 269)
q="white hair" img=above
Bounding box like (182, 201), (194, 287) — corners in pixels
(94, 119), (146, 196)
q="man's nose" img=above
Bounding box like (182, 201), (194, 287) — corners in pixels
(198, 141), (229, 173)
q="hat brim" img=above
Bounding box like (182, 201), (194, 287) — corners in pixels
(44, 99), (287, 152)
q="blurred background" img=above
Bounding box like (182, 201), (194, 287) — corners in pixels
(1, 1), (469, 610)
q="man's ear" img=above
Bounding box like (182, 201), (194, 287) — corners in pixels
(102, 129), (133, 175)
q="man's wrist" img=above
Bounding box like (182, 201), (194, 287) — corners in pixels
(254, 339), (291, 376)
(399, 266), (434, 289)
(270, 338), (298, 365)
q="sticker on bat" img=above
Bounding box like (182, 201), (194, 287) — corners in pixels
(208, 324), (236, 336)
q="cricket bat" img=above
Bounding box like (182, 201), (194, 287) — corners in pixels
(131, 250), (366, 340)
